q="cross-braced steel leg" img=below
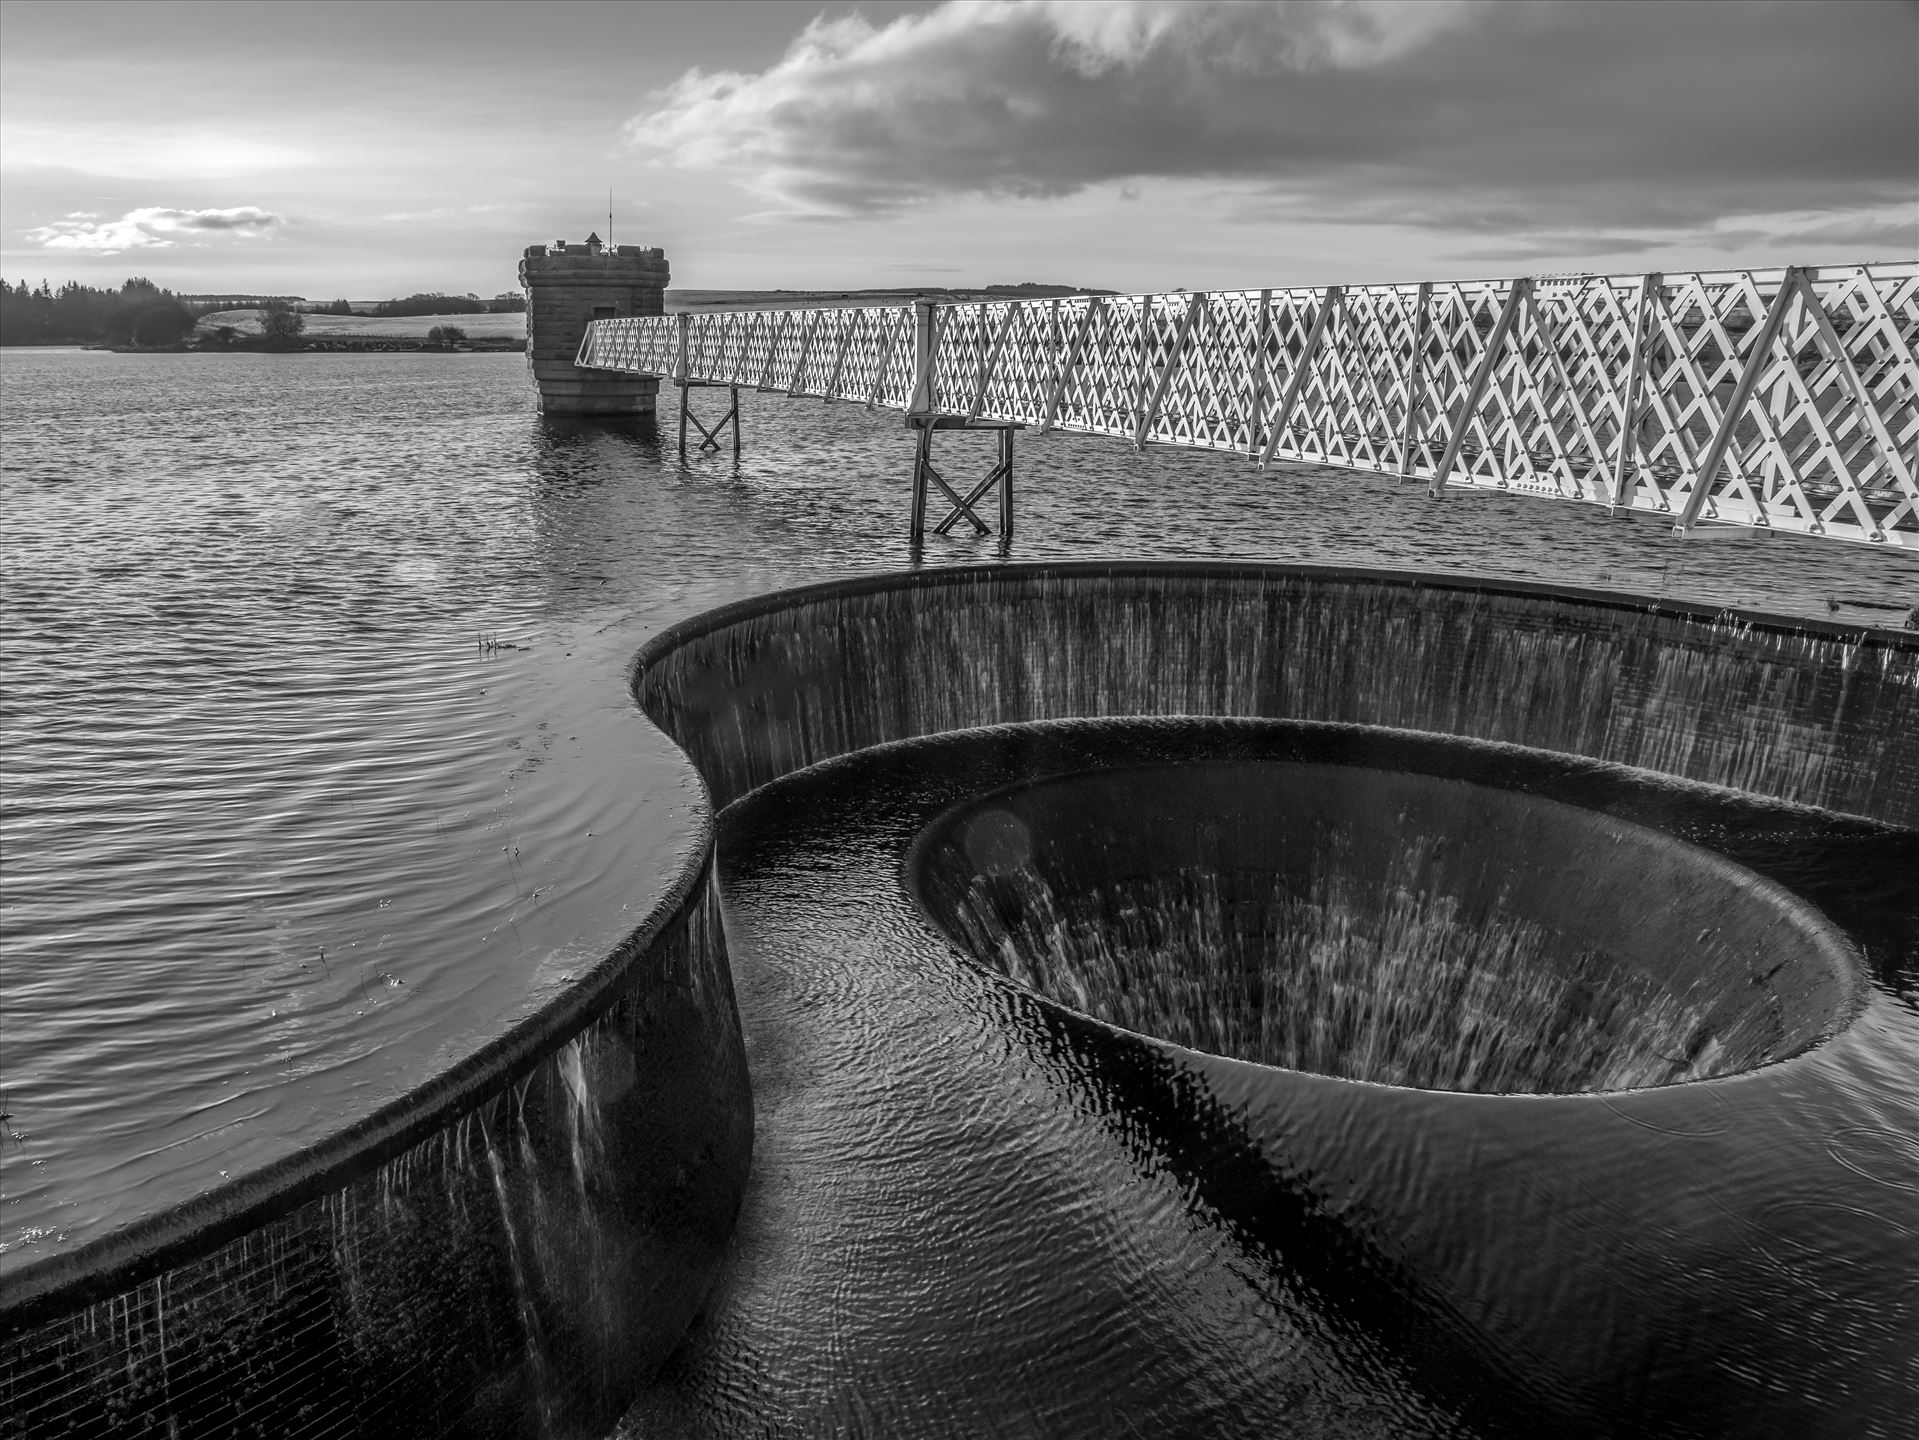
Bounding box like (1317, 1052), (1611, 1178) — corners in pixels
(677, 383), (741, 462)
(910, 420), (1017, 553)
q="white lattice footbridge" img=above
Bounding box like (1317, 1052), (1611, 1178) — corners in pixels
(578, 262), (1919, 549)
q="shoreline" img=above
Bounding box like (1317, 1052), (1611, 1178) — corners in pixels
(83, 337), (527, 354)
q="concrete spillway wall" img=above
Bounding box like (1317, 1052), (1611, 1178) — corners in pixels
(1, 851), (752, 1440)
(634, 561), (1918, 825)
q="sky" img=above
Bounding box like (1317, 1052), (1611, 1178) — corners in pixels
(1, 0), (1913, 298)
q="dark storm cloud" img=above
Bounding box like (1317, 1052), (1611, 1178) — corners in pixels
(171, 207), (280, 230)
(628, 0), (1917, 241)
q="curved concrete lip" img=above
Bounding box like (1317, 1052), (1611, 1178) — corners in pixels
(909, 744), (1869, 1097)
(1, 810), (723, 1328)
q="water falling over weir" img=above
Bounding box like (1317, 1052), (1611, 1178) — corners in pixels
(2, 859), (753, 1440)
(911, 752), (1861, 1094)
(641, 564), (1917, 821)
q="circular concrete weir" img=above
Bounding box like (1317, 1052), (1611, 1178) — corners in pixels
(621, 561), (1913, 1439)
(912, 758), (1864, 1094)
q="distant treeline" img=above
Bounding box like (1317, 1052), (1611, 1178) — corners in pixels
(359, 292), (525, 317)
(1, 279), (529, 344)
(183, 293), (307, 307)
(190, 292), (526, 317)
(1, 277), (199, 346)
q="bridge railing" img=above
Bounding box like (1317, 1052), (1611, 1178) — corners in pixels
(578, 262), (1919, 547)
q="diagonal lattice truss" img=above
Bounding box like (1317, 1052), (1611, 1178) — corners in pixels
(577, 262), (1919, 547)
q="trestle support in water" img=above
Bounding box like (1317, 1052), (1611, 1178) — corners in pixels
(908, 415), (1018, 551)
(677, 381), (741, 462)
(907, 298), (1019, 550)
(671, 312), (742, 462)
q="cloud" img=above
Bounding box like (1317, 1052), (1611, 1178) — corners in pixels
(626, 0), (1917, 245)
(25, 206), (283, 253)
(1453, 204), (1919, 264)
(1, 125), (312, 178)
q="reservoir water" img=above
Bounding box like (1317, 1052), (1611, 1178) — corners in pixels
(2, 347), (1915, 1432)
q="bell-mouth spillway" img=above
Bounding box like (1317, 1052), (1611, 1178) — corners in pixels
(910, 751), (1866, 1095)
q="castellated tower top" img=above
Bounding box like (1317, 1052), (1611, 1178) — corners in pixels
(518, 240), (669, 417)
(521, 239), (667, 264)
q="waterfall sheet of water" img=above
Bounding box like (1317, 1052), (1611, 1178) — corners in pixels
(914, 760), (1860, 1094)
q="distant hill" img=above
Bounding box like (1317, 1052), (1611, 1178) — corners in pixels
(980, 283), (1120, 298)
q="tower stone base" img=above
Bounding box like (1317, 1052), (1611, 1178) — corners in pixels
(519, 238), (669, 417)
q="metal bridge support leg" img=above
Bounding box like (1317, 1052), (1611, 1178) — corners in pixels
(910, 419), (1019, 550)
(677, 382), (745, 464)
(998, 426), (1014, 552)
(909, 422), (932, 548)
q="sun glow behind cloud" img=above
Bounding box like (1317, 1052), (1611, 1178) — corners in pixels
(24, 206), (284, 254)
(2, 126), (315, 180)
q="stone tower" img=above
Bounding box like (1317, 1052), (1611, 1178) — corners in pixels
(519, 234), (670, 417)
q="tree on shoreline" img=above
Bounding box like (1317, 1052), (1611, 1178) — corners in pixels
(259, 301), (306, 349)
(107, 297), (196, 347)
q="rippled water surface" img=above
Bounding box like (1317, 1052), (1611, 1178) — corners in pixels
(2, 345), (1912, 1279)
